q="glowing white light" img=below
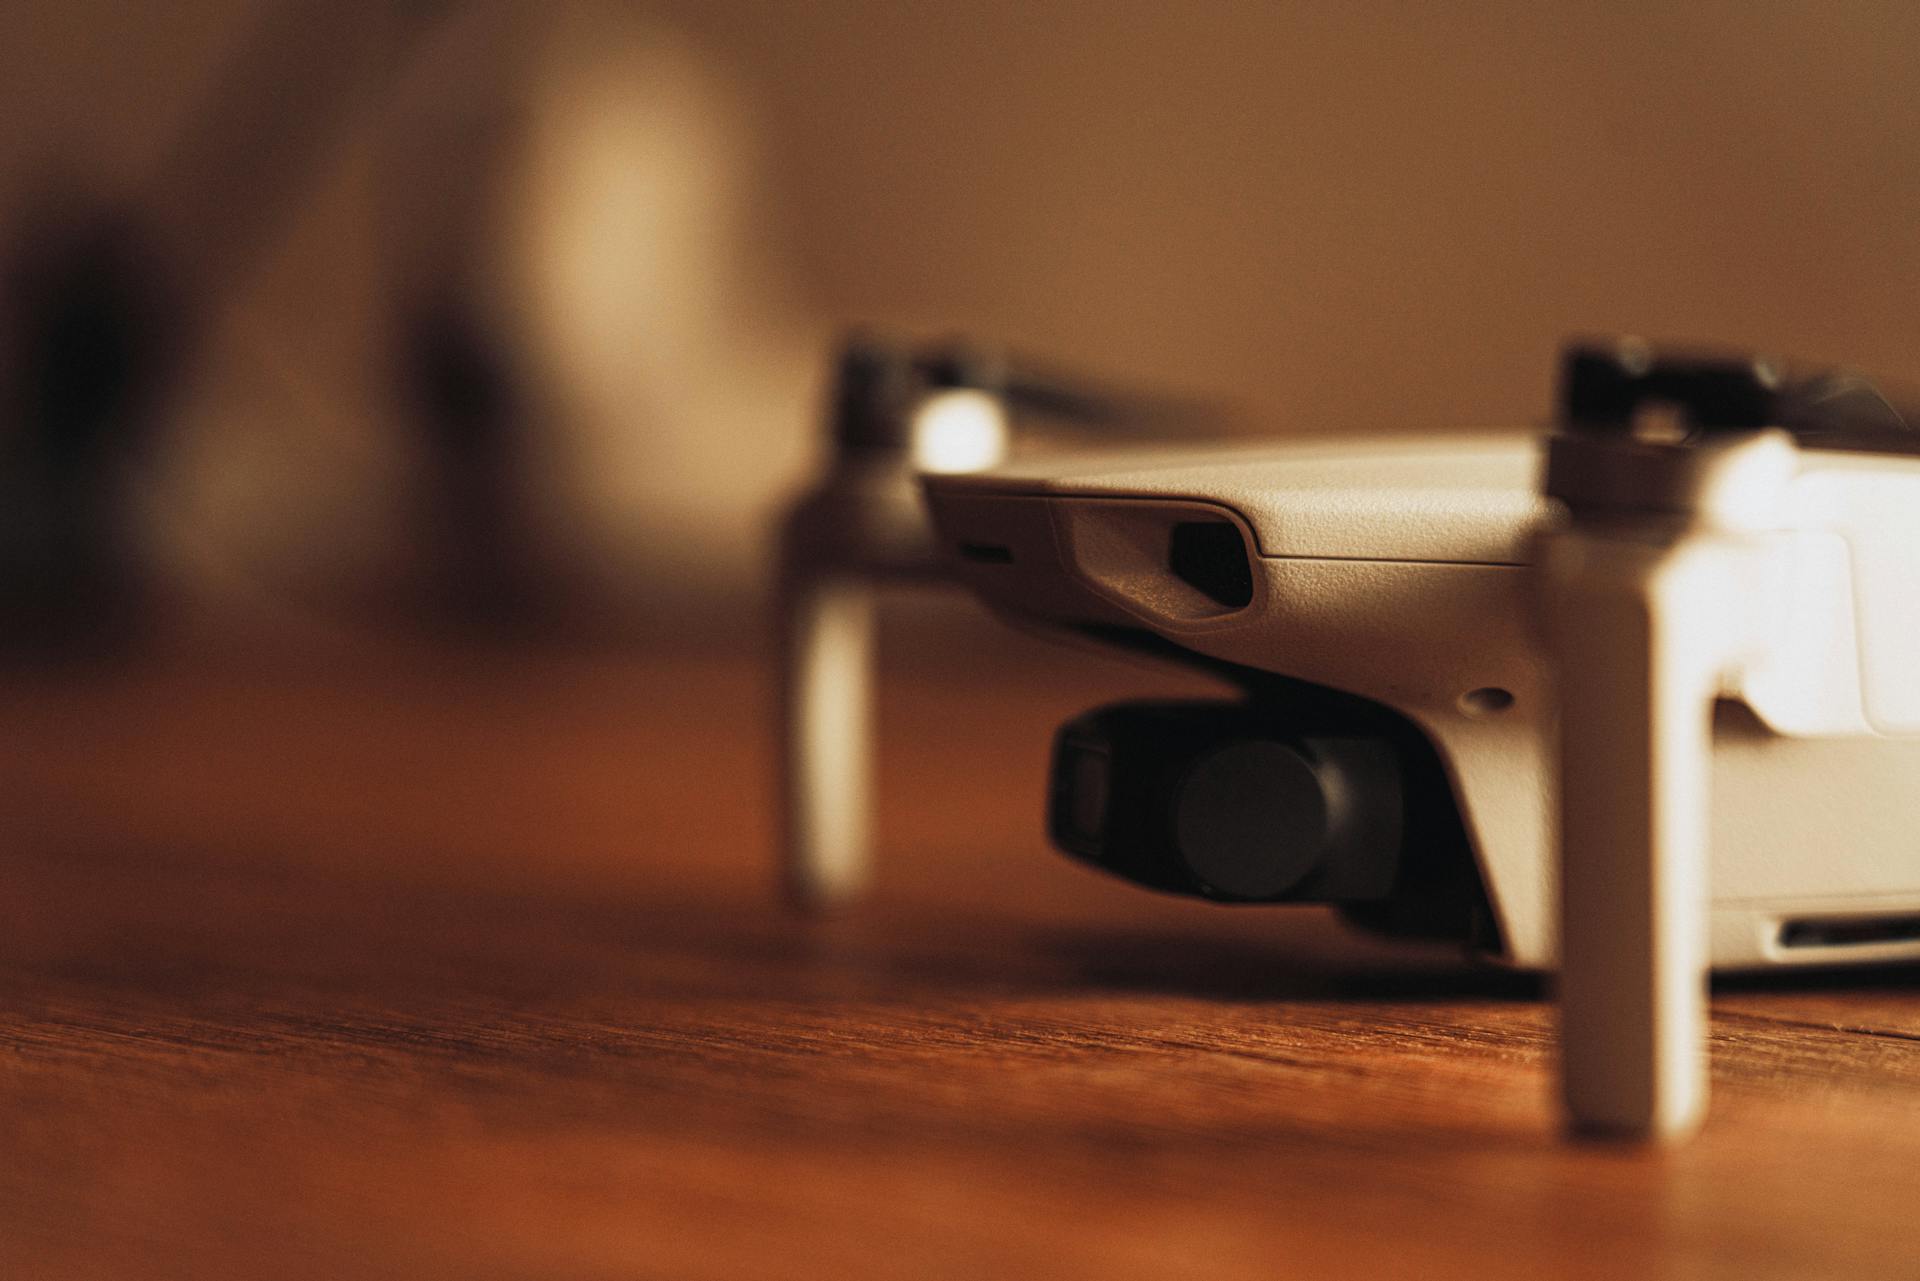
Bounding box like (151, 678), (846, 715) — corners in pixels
(909, 389), (1010, 474)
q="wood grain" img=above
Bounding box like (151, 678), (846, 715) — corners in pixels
(2, 635), (1918, 1280)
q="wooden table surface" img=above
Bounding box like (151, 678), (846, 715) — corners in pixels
(3, 631), (1919, 1280)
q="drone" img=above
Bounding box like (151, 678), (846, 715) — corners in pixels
(776, 333), (1920, 1142)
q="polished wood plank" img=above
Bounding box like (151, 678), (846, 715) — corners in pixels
(2, 636), (1918, 1279)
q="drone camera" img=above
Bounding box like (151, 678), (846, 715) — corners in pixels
(1047, 700), (1405, 904)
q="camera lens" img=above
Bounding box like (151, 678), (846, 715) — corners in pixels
(1173, 739), (1330, 899)
(1046, 699), (1404, 904)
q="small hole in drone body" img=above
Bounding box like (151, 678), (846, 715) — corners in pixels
(1458, 687), (1515, 717)
(959, 541), (1014, 564)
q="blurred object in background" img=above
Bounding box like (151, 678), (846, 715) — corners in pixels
(0, 197), (173, 654)
(0, 0), (822, 653)
(1, 1), (1918, 652)
(374, 3), (819, 633)
(0, 0), (436, 653)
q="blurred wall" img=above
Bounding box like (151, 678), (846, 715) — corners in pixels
(3, 0), (1918, 631)
(682, 0), (1920, 415)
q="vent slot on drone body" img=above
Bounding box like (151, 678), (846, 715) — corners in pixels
(1778, 914), (1920, 950)
(959, 541), (1015, 565)
(1168, 521), (1254, 609)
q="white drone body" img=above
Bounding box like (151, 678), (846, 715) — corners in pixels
(923, 430), (1920, 960)
(775, 338), (1920, 1142)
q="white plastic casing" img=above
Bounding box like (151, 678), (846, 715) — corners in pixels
(921, 433), (1920, 976)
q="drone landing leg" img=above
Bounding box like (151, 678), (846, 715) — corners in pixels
(779, 575), (877, 911)
(1548, 533), (1731, 1141)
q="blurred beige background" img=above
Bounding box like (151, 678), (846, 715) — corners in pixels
(3, 0), (1918, 634)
